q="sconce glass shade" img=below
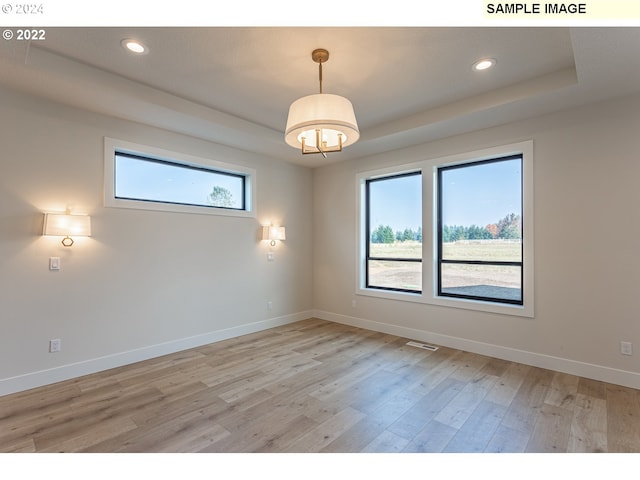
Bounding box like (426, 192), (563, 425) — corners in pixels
(262, 226), (286, 246)
(43, 213), (91, 246)
(285, 94), (359, 153)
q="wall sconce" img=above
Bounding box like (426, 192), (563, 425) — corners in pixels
(261, 225), (286, 247)
(43, 213), (92, 247)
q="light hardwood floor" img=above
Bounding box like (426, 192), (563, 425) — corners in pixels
(1, 318), (639, 453)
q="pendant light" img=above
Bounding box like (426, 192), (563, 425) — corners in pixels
(285, 49), (359, 158)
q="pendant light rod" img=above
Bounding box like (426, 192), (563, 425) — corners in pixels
(312, 48), (329, 94)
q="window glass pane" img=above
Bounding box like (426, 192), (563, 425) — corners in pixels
(442, 239), (521, 262)
(439, 156), (523, 305)
(368, 173), (422, 260)
(366, 172), (422, 294)
(440, 263), (522, 303)
(440, 158), (522, 261)
(369, 242), (422, 260)
(368, 260), (422, 292)
(115, 153), (245, 210)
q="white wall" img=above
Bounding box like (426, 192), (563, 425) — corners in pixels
(0, 87), (313, 395)
(313, 92), (640, 389)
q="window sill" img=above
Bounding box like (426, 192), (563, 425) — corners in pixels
(356, 287), (534, 318)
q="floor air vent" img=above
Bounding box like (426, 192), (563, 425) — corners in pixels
(406, 341), (439, 351)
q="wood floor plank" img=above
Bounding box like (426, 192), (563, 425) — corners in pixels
(0, 382), (83, 426)
(402, 419), (458, 453)
(83, 400), (232, 452)
(308, 358), (382, 402)
(111, 350), (209, 387)
(365, 388), (425, 428)
(577, 377), (607, 400)
(480, 357), (512, 377)
(525, 403), (574, 453)
(485, 424), (530, 453)
(215, 390), (323, 443)
(378, 339), (438, 372)
(500, 366), (554, 435)
(484, 362), (530, 407)
(414, 345), (459, 370)
(442, 400), (507, 453)
(32, 386), (166, 451)
(320, 416), (386, 453)
(202, 410), (316, 453)
(0, 436), (36, 453)
(544, 372), (579, 410)
(387, 377), (466, 440)
(567, 393), (607, 453)
(321, 387), (423, 453)
(433, 371), (498, 430)
(251, 415), (321, 453)
(405, 349), (464, 398)
(362, 429), (410, 453)
(1, 318), (638, 453)
(37, 416), (139, 453)
(289, 406), (366, 453)
(347, 369), (414, 415)
(606, 384), (640, 452)
(449, 351), (492, 383)
(129, 385), (231, 428)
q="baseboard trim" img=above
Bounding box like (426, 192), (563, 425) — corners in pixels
(5, 309), (638, 396)
(313, 309), (640, 390)
(0, 311), (312, 397)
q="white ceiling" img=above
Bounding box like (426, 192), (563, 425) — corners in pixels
(1, 27), (639, 167)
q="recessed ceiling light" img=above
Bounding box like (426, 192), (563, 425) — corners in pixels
(121, 39), (148, 55)
(473, 58), (496, 71)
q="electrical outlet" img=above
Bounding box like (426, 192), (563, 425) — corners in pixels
(620, 341), (633, 356)
(267, 301), (273, 310)
(49, 338), (61, 353)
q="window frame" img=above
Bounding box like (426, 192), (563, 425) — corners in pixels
(365, 171), (423, 294)
(356, 141), (534, 318)
(104, 137), (256, 218)
(437, 155), (524, 306)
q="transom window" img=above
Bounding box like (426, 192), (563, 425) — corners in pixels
(104, 138), (255, 218)
(114, 152), (246, 210)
